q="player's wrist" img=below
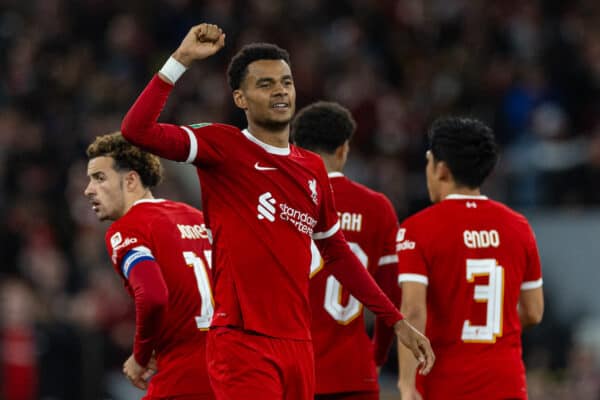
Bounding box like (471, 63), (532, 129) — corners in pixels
(159, 55), (188, 84)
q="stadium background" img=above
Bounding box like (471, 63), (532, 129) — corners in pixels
(1, 0), (599, 398)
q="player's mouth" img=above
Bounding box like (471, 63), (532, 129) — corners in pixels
(90, 200), (101, 212)
(270, 102), (289, 111)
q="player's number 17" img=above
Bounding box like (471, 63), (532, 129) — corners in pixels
(183, 251), (214, 330)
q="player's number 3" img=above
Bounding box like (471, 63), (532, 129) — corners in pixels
(183, 251), (214, 330)
(461, 258), (504, 343)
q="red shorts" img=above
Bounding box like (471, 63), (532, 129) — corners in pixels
(314, 391), (378, 400)
(207, 327), (314, 400)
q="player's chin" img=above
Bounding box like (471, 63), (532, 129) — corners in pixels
(262, 116), (292, 131)
(269, 107), (293, 120)
(94, 210), (109, 221)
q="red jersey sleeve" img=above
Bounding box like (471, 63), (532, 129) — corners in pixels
(521, 222), (543, 290)
(396, 220), (429, 286)
(312, 160), (340, 240)
(105, 225), (168, 366)
(121, 75), (229, 166)
(372, 195), (401, 365)
(128, 260), (168, 366)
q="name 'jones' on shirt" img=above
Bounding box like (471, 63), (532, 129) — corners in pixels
(463, 229), (500, 248)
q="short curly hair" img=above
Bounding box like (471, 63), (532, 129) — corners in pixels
(86, 132), (163, 188)
(227, 43), (291, 90)
(428, 116), (498, 188)
(292, 101), (356, 154)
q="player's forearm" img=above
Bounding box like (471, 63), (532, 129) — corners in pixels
(317, 232), (403, 326)
(129, 261), (169, 366)
(397, 307), (426, 390)
(398, 338), (420, 390)
(121, 76), (190, 161)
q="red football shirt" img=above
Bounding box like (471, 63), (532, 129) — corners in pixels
(187, 123), (339, 340)
(397, 195), (543, 400)
(105, 199), (213, 398)
(121, 76), (403, 341)
(310, 173), (400, 394)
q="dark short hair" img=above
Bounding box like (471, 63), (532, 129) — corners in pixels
(227, 43), (291, 90)
(86, 132), (162, 188)
(428, 116), (498, 188)
(292, 101), (356, 154)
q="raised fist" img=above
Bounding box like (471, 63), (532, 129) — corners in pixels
(172, 23), (226, 66)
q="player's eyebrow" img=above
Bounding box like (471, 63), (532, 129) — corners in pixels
(89, 171), (105, 179)
(255, 77), (275, 86)
(255, 75), (293, 86)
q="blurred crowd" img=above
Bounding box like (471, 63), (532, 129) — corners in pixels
(1, 0), (599, 398)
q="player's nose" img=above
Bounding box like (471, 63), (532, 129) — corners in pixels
(84, 182), (94, 197)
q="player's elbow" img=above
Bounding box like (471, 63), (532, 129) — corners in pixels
(519, 300), (543, 328)
(121, 117), (136, 142)
(520, 305), (543, 328)
(519, 287), (544, 328)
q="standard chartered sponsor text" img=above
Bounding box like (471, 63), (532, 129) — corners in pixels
(279, 203), (317, 235)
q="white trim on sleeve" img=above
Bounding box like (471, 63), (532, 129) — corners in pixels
(180, 125), (198, 164)
(378, 254), (398, 266)
(312, 220), (340, 240)
(521, 278), (543, 290)
(398, 273), (429, 286)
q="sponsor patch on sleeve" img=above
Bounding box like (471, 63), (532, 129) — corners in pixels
(110, 232), (122, 248)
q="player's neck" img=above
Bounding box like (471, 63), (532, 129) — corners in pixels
(123, 190), (154, 215)
(246, 122), (290, 148)
(320, 153), (344, 173)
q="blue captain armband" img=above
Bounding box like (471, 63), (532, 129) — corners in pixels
(121, 246), (155, 279)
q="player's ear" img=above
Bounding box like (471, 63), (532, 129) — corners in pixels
(335, 141), (349, 161)
(232, 89), (247, 110)
(437, 161), (452, 182)
(124, 170), (140, 191)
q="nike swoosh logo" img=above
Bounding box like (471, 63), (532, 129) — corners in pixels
(254, 162), (277, 171)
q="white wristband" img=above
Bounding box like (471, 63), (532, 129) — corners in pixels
(159, 56), (188, 84)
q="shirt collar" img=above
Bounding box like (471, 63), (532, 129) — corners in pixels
(445, 194), (488, 200)
(133, 198), (166, 206)
(242, 129), (290, 156)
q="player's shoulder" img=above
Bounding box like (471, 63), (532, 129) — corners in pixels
(487, 199), (527, 219)
(485, 199), (532, 233)
(291, 145), (323, 163)
(167, 200), (205, 221)
(401, 202), (441, 227)
(343, 178), (395, 210)
(133, 199), (205, 223)
(290, 145), (329, 174)
(104, 216), (146, 255)
(186, 122), (239, 132)
(184, 122), (242, 137)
